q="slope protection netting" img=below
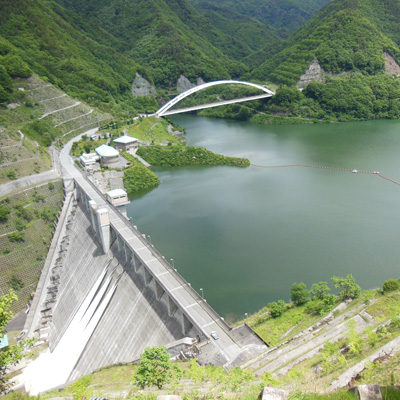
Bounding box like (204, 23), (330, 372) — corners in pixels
(0, 181), (64, 313)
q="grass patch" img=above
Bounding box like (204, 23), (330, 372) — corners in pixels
(124, 116), (182, 145)
(366, 292), (400, 321)
(137, 145), (250, 168)
(248, 304), (325, 347)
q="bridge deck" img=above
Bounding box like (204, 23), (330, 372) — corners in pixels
(160, 93), (273, 116)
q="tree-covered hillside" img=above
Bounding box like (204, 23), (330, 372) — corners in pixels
(190, 0), (331, 38)
(0, 0), (140, 113)
(54, 0), (255, 86)
(250, 0), (400, 85)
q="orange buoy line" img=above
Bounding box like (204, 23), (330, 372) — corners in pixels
(250, 163), (400, 185)
(378, 174), (400, 185)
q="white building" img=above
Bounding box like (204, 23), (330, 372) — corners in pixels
(79, 153), (99, 168)
(95, 144), (120, 166)
(113, 135), (138, 155)
(106, 189), (130, 217)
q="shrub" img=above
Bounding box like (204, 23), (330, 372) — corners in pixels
(269, 300), (286, 318)
(382, 279), (400, 293)
(0, 205), (10, 222)
(7, 274), (24, 291)
(8, 232), (24, 242)
(6, 170), (17, 180)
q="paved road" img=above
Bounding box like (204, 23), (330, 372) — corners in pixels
(0, 170), (59, 197)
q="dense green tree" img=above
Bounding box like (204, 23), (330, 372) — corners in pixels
(269, 300), (286, 318)
(134, 346), (181, 389)
(0, 291), (32, 393)
(310, 281), (331, 300)
(0, 65), (12, 93)
(290, 282), (309, 306)
(272, 85), (303, 107)
(332, 274), (361, 300)
(3, 55), (31, 78)
(0, 85), (9, 106)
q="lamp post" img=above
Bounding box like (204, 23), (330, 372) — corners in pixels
(170, 258), (174, 268)
(244, 313), (248, 320)
(147, 234), (152, 244)
(200, 288), (204, 299)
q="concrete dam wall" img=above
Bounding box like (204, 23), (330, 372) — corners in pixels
(22, 174), (267, 393)
(49, 202), (194, 380)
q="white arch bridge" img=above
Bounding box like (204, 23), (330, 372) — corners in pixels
(155, 80), (275, 117)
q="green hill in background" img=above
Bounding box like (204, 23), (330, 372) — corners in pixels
(0, 0), (141, 113)
(54, 0), (252, 86)
(190, 0), (331, 38)
(251, 0), (400, 85)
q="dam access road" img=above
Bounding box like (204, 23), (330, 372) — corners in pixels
(19, 128), (267, 394)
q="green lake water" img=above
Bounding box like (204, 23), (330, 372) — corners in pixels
(126, 115), (400, 321)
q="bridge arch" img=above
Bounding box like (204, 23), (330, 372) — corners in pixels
(155, 80), (275, 117)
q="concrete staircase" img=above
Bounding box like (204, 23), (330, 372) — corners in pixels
(241, 301), (377, 377)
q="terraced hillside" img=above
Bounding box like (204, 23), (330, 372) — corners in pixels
(24, 75), (112, 143)
(242, 292), (400, 392)
(0, 129), (50, 185)
(0, 181), (64, 313)
(0, 74), (112, 313)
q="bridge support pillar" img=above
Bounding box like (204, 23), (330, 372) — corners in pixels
(96, 208), (110, 254)
(144, 268), (153, 285)
(182, 314), (192, 336)
(155, 281), (164, 300)
(124, 246), (134, 271)
(167, 296), (178, 317)
(116, 234), (124, 256)
(133, 254), (141, 273)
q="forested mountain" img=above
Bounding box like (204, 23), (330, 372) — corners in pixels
(251, 0), (400, 85)
(3, 0), (400, 124)
(0, 0), (140, 112)
(190, 0), (331, 38)
(54, 0), (257, 86)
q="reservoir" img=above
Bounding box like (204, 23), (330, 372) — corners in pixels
(126, 115), (400, 320)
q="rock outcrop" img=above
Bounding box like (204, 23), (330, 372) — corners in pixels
(384, 52), (400, 76)
(296, 59), (326, 89)
(131, 73), (157, 96)
(177, 75), (195, 93)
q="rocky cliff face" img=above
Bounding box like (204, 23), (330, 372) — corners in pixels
(131, 73), (157, 96)
(177, 75), (196, 93)
(385, 52), (400, 76)
(296, 59), (326, 89)
(176, 76), (206, 93)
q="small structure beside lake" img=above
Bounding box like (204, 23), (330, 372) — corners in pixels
(113, 135), (138, 155)
(106, 188), (130, 216)
(95, 144), (120, 166)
